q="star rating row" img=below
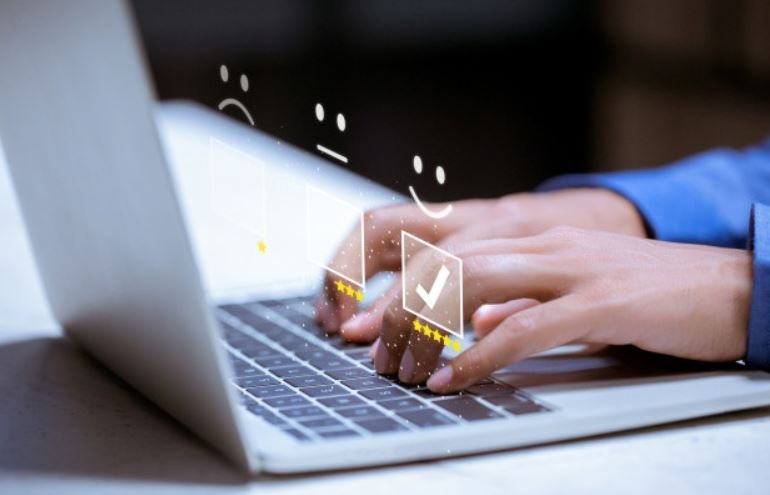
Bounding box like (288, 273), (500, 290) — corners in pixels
(334, 279), (364, 302)
(412, 318), (462, 352)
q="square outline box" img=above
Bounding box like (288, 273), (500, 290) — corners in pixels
(305, 184), (365, 288)
(401, 230), (464, 338)
(208, 137), (267, 237)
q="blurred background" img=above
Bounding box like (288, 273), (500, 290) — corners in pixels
(131, 0), (770, 203)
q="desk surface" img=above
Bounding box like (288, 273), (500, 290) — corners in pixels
(2, 111), (770, 495)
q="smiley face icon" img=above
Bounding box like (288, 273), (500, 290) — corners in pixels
(408, 155), (453, 219)
(217, 64), (255, 126)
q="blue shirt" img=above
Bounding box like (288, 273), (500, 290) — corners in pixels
(538, 140), (770, 369)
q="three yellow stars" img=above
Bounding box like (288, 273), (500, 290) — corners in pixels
(334, 279), (364, 302)
(411, 318), (462, 352)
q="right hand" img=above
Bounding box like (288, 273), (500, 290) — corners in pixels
(314, 187), (647, 343)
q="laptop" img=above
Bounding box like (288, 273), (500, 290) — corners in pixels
(2, 0), (770, 474)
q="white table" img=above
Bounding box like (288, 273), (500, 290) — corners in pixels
(2, 112), (770, 495)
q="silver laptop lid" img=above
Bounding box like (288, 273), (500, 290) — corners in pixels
(0, 0), (252, 471)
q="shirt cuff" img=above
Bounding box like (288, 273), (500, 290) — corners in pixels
(746, 203), (770, 369)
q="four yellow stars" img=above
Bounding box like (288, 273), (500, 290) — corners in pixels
(411, 318), (462, 352)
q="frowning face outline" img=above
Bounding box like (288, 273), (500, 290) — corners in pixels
(217, 64), (255, 126)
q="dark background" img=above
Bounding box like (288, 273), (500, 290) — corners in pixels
(131, 0), (770, 203)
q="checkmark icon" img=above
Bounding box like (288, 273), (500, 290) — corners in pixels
(415, 264), (450, 310)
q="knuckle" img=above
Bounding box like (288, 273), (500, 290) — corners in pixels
(540, 225), (585, 247)
(462, 255), (495, 282)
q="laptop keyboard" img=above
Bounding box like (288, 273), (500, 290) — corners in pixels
(217, 296), (550, 442)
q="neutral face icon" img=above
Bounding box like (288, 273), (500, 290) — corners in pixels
(409, 155), (452, 219)
(217, 64), (255, 126)
(314, 102), (348, 164)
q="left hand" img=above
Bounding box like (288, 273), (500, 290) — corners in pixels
(370, 226), (752, 393)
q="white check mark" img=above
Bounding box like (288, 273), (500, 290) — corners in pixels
(415, 265), (450, 310)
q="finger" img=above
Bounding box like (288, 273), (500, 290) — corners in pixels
(373, 298), (413, 375)
(398, 323), (444, 384)
(317, 204), (445, 332)
(472, 299), (540, 338)
(427, 297), (585, 393)
(339, 276), (402, 343)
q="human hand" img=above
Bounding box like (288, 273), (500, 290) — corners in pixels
(370, 227), (751, 392)
(315, 188), (647, 341)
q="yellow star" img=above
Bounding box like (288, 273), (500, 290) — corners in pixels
(452, 341), (462, 352)
(443, 335), (452, 346)
(355, 290), (364, 302)
(334, 279), (346, 293)
(412, 319), (422, 332)
(432, 330), (443, 342)
(345, 285), (355, 297)
(257, 240), (267, 253)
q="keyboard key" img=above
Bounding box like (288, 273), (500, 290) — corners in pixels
(299, 417), (345, 430)
(246, 385), (295, 398)
(285, 375), (334, 388)
(358, 360), (375, 370)
(272, 365), (315, 378)
(240, 345), (280, 360)
(231, 364), (264, 378)
(245, 402), (270, 415)
(360, 387), (409, 401)
(377, 398), (426, 411)
(245, 404), (287, 426)
(272, 333), (308, 349)
(343, 348), (371, 360)
(318, 396), (366, 409)
(465, 382), (518, 397)
(483, 394), (534, 408)
(341, 376), (393, 391)
(279, 406), (327, 419)
(254, 355), (297, 368)
(296, 349), (335, 361)
(301, 385), (348, 398)
(504, 402), (550, 415)
(316, 429), (360, 439)
(355, 417), (407, 433)
(434, 397), (503, 421)
(238, 376), (279, 388)
(326, 337), (360, 350)
(219, 304), (253, 320)
(398, 409), (457, 428)
(307, 357), (353, 370)
(281, 428), (312, 441)
(325, 367), (373, 380)
(264, 395), (311, 409)
(412, 388), (457, 400)
(335, 406), (386, 420)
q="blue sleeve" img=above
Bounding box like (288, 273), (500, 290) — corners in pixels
(537, 140), (770, 370)
(538, 140), (770, 248)
(747, 204), (770, 368)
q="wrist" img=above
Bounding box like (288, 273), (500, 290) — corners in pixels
(531, 188), (648, 238)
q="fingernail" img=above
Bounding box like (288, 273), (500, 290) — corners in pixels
(374, 340), (390, 373)
(427, 365), (453, 392)
(340, 312), (364, 333)
(398, 349), (416, 382)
